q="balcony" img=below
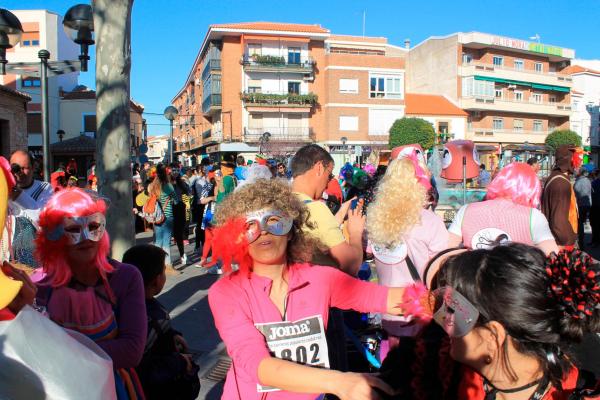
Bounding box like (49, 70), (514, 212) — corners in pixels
(241, 54), (315, 74)
(460, 61), (572, 89)
(202, 94), (222, 115)
(241, 92), (318, 111)
(201, 128), (223, 143)
(466, 128), (549, 144)
(460, 96), (572, 116)
(244, 127), (313, 143)
(202, 58), (221, 81)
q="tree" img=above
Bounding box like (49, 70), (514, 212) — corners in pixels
(93, 0), (135, 259)
(389, 118), (436, 150)
(545, 129), (582, 152)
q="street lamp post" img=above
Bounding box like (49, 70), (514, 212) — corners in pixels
(163, 105), (178, 164)
(0, 5), (94, 182)
(340, 136), (348, 163)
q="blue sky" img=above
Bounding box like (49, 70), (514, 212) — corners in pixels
(6, 0), (600, 135)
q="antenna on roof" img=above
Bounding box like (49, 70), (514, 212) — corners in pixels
(529, 33), (541, 43)
(362, 10), (366, 37)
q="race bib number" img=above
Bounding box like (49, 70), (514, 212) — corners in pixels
(371, 242), (407, 265)
(254, 315), (329, 392)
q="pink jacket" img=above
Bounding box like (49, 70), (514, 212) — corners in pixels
(208, 263), (389, 399)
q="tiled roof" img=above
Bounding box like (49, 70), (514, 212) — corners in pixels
(571, 90), (584, 95)
(50, 135), (96, 153)
(0, 84), (31, 101)
(562, 65), (600, 75)
(405, 93), (468, 117)
(62, 85), (144, 112)
(211, 22), (329, 34)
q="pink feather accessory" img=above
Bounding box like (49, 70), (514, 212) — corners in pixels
(399, 282), (433, 322)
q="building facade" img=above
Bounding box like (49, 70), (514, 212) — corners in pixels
(0, 85), (30, 158)
(147, 135), (169, 164)
(404, 93), (468, 140)
(564, 65), (600, 155)
(170, 22), (407, 165)
(407, 32), (574, 154)
(0, 10), (79, 156)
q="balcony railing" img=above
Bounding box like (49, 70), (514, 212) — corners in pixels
(202, 94), (222, 114)
(241, 54), (315, 72)
(461, 96), (572, 116)
(201, 128), (223, 142)
(202, 58), (221, 81)
(463, 61), (572, 81)
(244, 127), (313, 142)
(241, 92), (318, 107)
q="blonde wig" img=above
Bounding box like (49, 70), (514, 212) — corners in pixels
(366, 158), (427, 248)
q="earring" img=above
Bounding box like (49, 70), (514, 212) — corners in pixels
(484, 355), (493, 364)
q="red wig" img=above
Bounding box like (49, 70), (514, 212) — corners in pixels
(486, 162), (541, 208)
(211, 218), (253, 275)
(35, 188), (112, 287)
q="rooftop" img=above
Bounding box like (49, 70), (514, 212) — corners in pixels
(562, 65), (600, 76)
(0, 84), (31, 101)
(405, 93), (468, 116)
(211, 22), (329, 34)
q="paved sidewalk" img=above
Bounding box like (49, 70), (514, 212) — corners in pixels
(136, 230), (225, 399)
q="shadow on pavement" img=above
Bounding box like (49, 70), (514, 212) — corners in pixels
(158, 274), (219, 311)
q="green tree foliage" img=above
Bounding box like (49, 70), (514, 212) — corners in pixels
(545, 130), (582, 152)
(389, 118), (436, 150)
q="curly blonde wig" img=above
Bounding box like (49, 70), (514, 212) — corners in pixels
(214, 179), (320, 264)
(366, 158), (427, 248)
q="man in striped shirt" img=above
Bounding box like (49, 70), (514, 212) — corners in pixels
(9, 150), (53, 211)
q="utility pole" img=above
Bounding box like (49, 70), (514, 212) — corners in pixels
(93, 0), (135, 259)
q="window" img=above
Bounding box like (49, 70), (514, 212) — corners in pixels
(249, 113), (263, 129)
(369, 74), (403, 99)
(533, 120), (543, 132)
(83, 114), (96, 133)
(531, 93), (543, 104)
(339, 116), (358, 131)
(493, 56), (504, 66)
(438, 122), (449, 133)
(573, 100), (579, 111)
(462, 53), (472, 64)
(534, 62), (543, 73)
(288, 47), (301, 64)
(513, 119), (523, 131)
(495, 88), (503, 99)
(493, 118), (504, 130)
(339, 78), (359, 94)
(462, 77), (494, 98)
(514, 91), (524, 102)
(248, 44), (262, 56)
(549, 96), (557, 103)
(21, 76), (41, 88)
(514, 59), (524, 70)
(248, 79), (262, 93)
(288, 81), (300, 95)
(26, 113), (42, 134)
(288, 114), (302, 129)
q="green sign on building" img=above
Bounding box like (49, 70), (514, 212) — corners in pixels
(528, 43), (563, 57)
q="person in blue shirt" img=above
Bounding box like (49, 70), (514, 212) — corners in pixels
(234, 155), (247, 181)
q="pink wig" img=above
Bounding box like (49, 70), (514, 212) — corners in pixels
(486, 162), (541, 208)
(35, 188), (112, 287)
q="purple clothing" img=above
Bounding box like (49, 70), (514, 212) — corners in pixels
(36, 260), (147, 369)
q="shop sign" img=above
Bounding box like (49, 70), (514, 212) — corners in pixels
(490, 35), (564, 57)
(206, 144), (219, 154)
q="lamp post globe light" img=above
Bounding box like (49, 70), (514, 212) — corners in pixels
(164, 105), (178, 164)
(63, 4), (94, 72)
(0, 9), (23, 75)
(0, 4), (95, 182)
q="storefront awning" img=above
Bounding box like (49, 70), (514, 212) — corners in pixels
(474, 75), (570, 93)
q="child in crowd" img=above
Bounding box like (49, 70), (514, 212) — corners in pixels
(122, 244), (200, 400)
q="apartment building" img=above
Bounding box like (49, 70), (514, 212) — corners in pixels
(404, 93), (468, 140)
(564, 65), (600, 155)
(0, 10), (79, 155)
(407, 32), (574, 152)
(170, 22), (407, 165)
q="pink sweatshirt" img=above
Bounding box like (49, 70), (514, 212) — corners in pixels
(208, 263), (389, 399)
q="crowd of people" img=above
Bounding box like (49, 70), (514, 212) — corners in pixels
(1, 142), (600, 400)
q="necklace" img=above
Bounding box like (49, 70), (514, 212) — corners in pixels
(483, 375), (550, 400)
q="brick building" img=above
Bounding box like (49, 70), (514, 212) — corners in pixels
(0, 85), (30, 158)
(170, 22), (407, 166)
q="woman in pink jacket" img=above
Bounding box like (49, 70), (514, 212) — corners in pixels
(208, 179), (429, 400)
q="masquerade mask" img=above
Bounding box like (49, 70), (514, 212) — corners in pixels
(432, 286), (480, 337)
(245, 209), (293, 243)
(48, 212), (107, 245)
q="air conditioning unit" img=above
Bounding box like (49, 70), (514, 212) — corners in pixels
(507, 84), (517, 90)
(195, 78), (201, 85)
(303, 73), (314, 82)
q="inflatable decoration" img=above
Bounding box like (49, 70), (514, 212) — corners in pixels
(440, 140), (480, 183)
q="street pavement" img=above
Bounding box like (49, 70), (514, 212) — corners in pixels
(136, 224), (600, 399)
